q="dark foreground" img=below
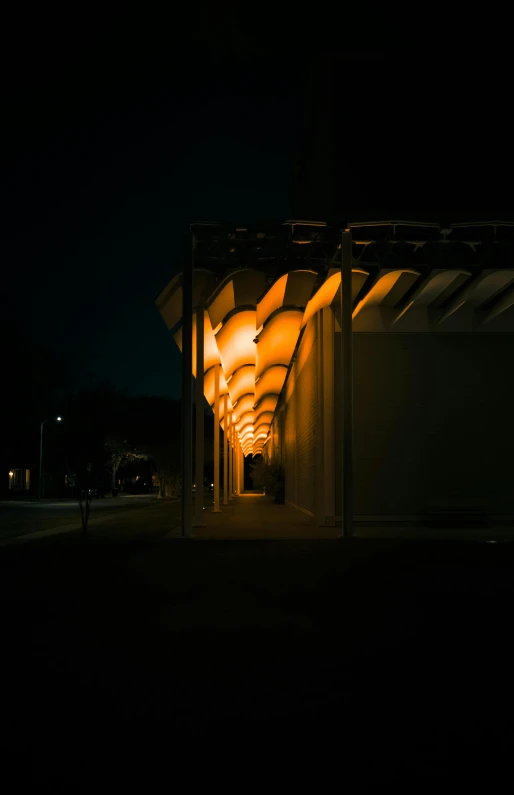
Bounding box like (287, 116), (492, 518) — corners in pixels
(2, 535), (513, 792)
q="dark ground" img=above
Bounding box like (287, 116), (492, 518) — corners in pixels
(0, 495), (162, 541)
(2, 534), (513, 792)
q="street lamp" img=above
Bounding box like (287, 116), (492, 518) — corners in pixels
(39, 416), (63, 500)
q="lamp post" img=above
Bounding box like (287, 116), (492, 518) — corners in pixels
(39, 416), (62, 500)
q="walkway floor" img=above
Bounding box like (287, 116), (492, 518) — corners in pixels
(168, 493), (514, 542)
(189, 494), (338, 540)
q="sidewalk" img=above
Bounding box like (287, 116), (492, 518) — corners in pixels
(190, 495), (337, 540)
(166, 494), (514, 542)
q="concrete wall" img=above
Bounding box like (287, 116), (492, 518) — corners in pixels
(349, 333), (514, 517)
(273, 317), (514, 520)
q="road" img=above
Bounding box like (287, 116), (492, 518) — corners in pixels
(0, 494), (175, 541)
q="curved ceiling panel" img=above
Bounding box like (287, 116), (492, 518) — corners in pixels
(235, 410), (255, 433)
(255, 310), (303, 380)
(438, 269), (514, 325)
(240, 428), (255, 444)
(253, 410), (274, 430)
(208, 281), (235, 331)
(353, 269), (420, 319)
(255, 365), (288, 407)
(301, 269), (369, 329)
(254, 423), (270, 441)
(203, 366), (229, 408)
(208, 269), (266, 329)
(392, 269), (472, 327)
(484, 284), (514, 324)
(283, 269), (319, 308)
(253, 393), (279, 418)
(256, 273), (287, 329)
(233, 393), (255, 422)
(227, 364), (256, 405)
(257, 270), (317, 329)
(174, 310), (222, 378)
(156, 270), (217, 331)
(215, 310), (257, 377)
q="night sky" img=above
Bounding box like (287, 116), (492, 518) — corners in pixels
(4, 13), (294, 399)
(4, 12), (513, 399)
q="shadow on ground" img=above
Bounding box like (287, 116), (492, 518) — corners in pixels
(1, 530), (513, 791)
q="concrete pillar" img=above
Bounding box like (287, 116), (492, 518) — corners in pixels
(194, 307), (205, 526)
(341, 229), (354, 537)
(239, 441), (245, 494)
(316, 307), (335, 526)
(223, 393), (228, 505)
(322, 306), (336, 525)
(236, 439), (241, 495)
(316, 311), (324, 525)
(213, 364), (221, 512)
(228, 411), (233, 499)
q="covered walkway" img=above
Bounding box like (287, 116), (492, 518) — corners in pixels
(165, 494), (514, 542)
(191, 494), (339, 540)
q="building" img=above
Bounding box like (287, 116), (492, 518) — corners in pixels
(156, 220), (514, 533)
(8, 468), (31, 493)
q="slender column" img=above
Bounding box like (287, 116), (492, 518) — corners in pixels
(194, 306), (205, 526)
(322, 306), (335, 525)
(228, 411), (233, 499)
(213, 364), (221, 512)
(316, 312), (324, 525)
(181, 232), (194, 537)
(223, 393), (228, 505)
(239, 440), (245, 494)
(236, 438), (241, 495)
(341, 228), (354, 538)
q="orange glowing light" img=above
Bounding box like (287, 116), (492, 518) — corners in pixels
(215, 311), (257, 377)
(255, 310), (302, 380)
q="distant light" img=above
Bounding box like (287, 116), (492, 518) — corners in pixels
(56, 416), (62, 421)
(9, 470), (14, 477)
(211, 483), (214, 487)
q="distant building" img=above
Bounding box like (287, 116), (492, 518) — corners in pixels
(8, 468), (31, 492)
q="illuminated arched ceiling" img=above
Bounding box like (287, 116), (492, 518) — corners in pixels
(158, 263), (514, 459)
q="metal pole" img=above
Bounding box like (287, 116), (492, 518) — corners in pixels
(341, 228), (354, 538)
(194, 306), (205, 526)
(39, 420), (45, 500)
(228, 410), (233, 499)
(213, 364), (221, 512)
(223, 394), (228, 504)
(181, 231), (194, 537)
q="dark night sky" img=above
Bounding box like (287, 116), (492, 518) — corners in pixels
(4, 10), (513, 400)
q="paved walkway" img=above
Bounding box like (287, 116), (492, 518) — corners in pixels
(166, 493), (514, 542)
(186, 494), (338, 540)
